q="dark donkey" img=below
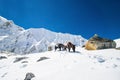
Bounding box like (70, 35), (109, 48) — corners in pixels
(55, 43), (66, 51)
(67, 42), (75, 52)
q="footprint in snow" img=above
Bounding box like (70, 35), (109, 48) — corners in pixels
(92, 55), (106, 63)
(97, 57), (105, 63)
(112, 64), (118, 68)
(116, 58), (120, 61)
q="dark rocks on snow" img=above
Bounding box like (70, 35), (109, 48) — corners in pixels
(37, 57), (49, 62)
(21, 61), (28, 63)
(13, 57), (28, 63)
(24, 72), (35, 80)
(0, 56), (7, 60)
(1, 72), (7, 78)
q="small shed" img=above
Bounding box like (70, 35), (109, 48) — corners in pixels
(85, 34), (116, 50)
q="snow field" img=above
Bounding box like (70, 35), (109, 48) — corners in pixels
(0, 47), (120, 80)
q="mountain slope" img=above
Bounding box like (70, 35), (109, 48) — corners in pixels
(0, 16), (87, 54)
(0, 48), (120, 80)
(0, 16), (24, 36)
(114, 39), (120, 48)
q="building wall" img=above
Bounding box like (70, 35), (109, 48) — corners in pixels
(96, 41), (116, 49)
(85, 41), (97, 50)
(85, 40), (116, 50)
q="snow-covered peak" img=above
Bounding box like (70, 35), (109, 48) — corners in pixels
(0, 16), (24, 36)
(0, 16), (87, 54)
(0, 16), (8, 22)
(27, 28), (56, 41)
(27, 28), (86, 45)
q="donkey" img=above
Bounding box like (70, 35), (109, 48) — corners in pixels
(55, 43), (66, 51)
(67, 42), (75, 52)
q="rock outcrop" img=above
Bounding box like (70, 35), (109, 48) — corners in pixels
(24, 72), (35, 80)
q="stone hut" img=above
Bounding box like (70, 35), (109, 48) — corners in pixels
(85, 34), (116, 50)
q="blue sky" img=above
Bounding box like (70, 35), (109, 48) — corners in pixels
(0, 0), (120, 39)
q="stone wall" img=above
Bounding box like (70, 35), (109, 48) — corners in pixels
(85, 34), (116, 50)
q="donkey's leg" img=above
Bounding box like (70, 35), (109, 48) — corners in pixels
(58, 46), (61, 51)
(68, 47), (70, 52)
(72, 48), (75, 52)
(60, 47), (61, 51)
(55, 46), (57, 51)
(72, 45), (75, 52)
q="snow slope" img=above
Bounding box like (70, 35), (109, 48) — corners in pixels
(114, 39), (120, 48)
(0, 48), (120, 80)
(0, 16), (87, 54)
(0, 16), (120, 80)
(0, 16), (24, 36)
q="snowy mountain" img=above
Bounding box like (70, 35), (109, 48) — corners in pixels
(0, 16), (120, 80)
(114, 39), (120, 48)
(0, 47), (120, 80)
(0, 16), (87, 54)
(0, 16), (24, 36)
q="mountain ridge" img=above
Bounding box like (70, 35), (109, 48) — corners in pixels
(0, 16), (87, 54)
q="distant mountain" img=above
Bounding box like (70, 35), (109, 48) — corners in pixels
(0, 16), (87, 54)
(0, 16), (24, 36)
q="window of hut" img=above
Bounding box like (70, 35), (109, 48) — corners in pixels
(90, 41), (94, 44)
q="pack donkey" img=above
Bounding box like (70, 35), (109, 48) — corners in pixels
(67, 42), (76, 52)
(55, 43), (66, 51)
(55, 42), (75, 52)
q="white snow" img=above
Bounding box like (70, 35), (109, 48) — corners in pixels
(114, 39), (120, 48)
(0, 16), (120, 80)
(0, 36), (8, 41)
(0, 16), (87, 54)
(0, 47), (120, 80)
(0, 16), (8, 23)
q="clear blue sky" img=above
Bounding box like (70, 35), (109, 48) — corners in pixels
(0, 0), (120, 39)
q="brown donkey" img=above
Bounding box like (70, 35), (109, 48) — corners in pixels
(67, 42), (75, 52)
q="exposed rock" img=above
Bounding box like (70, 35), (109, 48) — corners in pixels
(13, 57), (28, 63)
(24, 72), (35, 80)
(0, 56), (7, 60)
(21, 61), (28, 63)
(37, 57), (49, 62)
(1, 72), (7, 78)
